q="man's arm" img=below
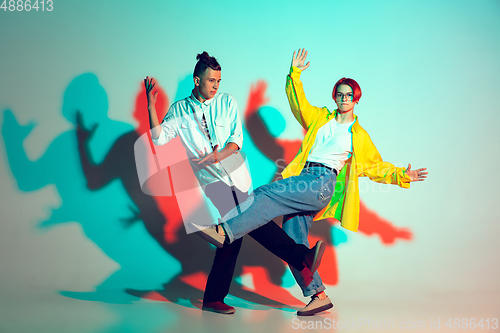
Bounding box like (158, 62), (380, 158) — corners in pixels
(193, 142), (240, 165)
(144, 76), (176, 146)
(194, 95), (242, 165)
(285, 49), (327, 129)
(225, 94), (243, 150)
(145, 77), (161, 139)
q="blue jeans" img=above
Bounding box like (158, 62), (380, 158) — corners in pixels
(282, 212), (325, 297)
(221, 166), (336, 296)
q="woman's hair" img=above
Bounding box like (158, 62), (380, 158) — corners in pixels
(332, 78), (362, 103)
(193, 51), (221, 78)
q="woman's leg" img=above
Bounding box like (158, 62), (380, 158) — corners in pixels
(282, 212), (326, 297)
(221, 167), (336, 243)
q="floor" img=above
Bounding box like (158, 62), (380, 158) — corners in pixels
(1, 281), (498, 333)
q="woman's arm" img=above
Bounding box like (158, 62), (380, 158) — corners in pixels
(285, 49), (327, 129)
(356, 131), (427, 187)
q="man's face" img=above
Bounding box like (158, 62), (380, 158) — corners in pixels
(194, 68), (221, 101)
(334, 84), (356, 113)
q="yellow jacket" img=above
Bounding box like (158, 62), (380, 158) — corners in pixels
(283, 66), (411, 232)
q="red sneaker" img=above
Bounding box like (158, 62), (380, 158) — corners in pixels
(202, 301), (235, 315)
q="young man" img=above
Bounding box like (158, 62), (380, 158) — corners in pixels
(146, 52), (325, 314)
(197, 49), (427, 316)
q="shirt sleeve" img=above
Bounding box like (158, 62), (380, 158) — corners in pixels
(151, 108), (177, 146)
(225, 96), (243, 149)
(356, 131), (411, 189)
(285, 66), (328, 130)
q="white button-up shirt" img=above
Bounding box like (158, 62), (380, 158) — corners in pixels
(152, 92), (246, 188)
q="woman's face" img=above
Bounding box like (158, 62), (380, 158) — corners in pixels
(334, 84), (356, 113)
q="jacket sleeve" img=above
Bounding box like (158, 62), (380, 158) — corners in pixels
(285, 66), (326, 130)
(355, 131), (411, 189)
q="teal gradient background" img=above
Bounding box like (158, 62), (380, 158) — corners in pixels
(1, 0), (499, 332)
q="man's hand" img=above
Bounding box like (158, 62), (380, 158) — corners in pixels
(191, 142), (240, 165)
(192, 145), (220, 165)
(144, 76), (162, 137)
(144, 76), (158, 107)
(292, 48), (310, 71)
(406, 164), (428, 182)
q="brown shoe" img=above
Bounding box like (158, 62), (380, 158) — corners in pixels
(304, 240), (325, 273)
(191, 223), (225, 248)
(202, 301), (235, 315)
(297, 295), (333, 316)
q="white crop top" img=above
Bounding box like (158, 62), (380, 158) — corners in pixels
(307, 118), (354, 173)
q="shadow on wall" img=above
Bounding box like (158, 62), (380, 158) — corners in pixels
(0, 74), (413, 314)
(2, 74), (181, 305)
(1, 73), (303, 311)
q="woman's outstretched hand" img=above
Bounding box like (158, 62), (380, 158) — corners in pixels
(292, 48), (310, 71)
(406, 164), (428, 182)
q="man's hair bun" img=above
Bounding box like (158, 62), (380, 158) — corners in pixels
(194, 51), (221, 78)
(196, 51), (211, 63)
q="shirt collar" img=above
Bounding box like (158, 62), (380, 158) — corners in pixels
(190, 91), (216, 107)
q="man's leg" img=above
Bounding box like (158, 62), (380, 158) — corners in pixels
(202, 238), (243, 304)
(248, 221), (309, 270)
(201, 182), (247, 314)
